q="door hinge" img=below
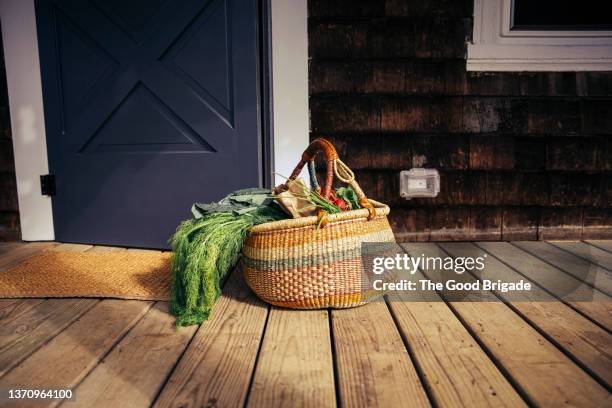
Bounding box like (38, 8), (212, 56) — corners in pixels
(40, 175), (56, 196)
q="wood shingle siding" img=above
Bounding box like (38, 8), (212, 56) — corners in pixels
(308, 0), (612, 241)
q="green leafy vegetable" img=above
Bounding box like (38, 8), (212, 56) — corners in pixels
(335, 186), (361, 210)
(169, 189), (286, 326)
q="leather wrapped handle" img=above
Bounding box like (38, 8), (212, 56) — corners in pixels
(301, 138), (338, 162)
(282, 138), (337, 199)
(277, 138), (377, 220)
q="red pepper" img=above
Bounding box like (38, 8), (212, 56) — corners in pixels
(336, 199), (350, 210)
(328, 191), (349, 211)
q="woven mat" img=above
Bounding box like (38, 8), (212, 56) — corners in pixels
(0, 251), (171, 300)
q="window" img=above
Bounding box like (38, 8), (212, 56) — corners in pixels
(467, 0), (612, 71)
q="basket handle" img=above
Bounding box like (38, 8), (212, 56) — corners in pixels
(285, 138), (337, 199)
(278, 138), (377, 219)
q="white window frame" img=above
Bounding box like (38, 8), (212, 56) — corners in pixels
(467, 0), (612, 71)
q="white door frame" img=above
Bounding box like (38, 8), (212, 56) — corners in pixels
(0, 0), (54, 241)
(0, 0), (309, 241)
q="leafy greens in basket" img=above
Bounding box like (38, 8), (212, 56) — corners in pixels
(169, 189), (286, 326)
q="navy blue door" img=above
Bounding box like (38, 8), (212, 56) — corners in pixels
(35, 0), (263, 248)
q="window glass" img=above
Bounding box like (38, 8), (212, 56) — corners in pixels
(513, 0), (612, 30)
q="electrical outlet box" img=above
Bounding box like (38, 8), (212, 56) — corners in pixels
(400, 168), (440, 199)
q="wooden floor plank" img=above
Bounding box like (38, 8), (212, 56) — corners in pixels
(403, 243), (610, 407)
(247, 308), (335, 408)
(387, 295), (526, 407)
(585, 240), (612, 253)
(475, 242), (612, 330)
(550, 241), (612, 270)
(0, 298), (98, 377)
(0, 242), (56, 269)
(514, 241), (612, 295)
(449, 302), (611, 407)
(386, 245), (527, 407)
(0, 298), (45, 327)
(1, 240), (609, 406)
(68, 302), (197, 408)
(0, 242), (22, 255)
(153, 270), (268, 408)
(448, 242), (612, 386)
(0, 243), (101, 377)
(332, 301), (431, 408)
(0, 298), (34, 316)
(0, 299), (152, 407)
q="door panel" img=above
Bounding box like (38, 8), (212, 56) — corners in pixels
(35, 0), (262, 248)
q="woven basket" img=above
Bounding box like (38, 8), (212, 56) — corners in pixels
(243, 138), (396, 309)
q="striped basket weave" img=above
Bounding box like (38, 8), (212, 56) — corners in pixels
(243, 138), (396, 309)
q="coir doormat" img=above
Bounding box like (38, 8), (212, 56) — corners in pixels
(0, 251), (171, 300)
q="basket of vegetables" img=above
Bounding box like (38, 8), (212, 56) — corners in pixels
(242, 138), (396, 309)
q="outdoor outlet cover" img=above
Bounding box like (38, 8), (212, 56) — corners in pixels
(400, 168), (440, 199)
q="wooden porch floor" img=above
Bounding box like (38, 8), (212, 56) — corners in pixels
(0, 241), (611, 407)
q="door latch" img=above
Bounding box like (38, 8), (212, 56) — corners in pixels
(40, 175), (56, 196)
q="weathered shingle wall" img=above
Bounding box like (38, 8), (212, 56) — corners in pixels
(308, 0), (611, 241)
(0, 28), (21, 241)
